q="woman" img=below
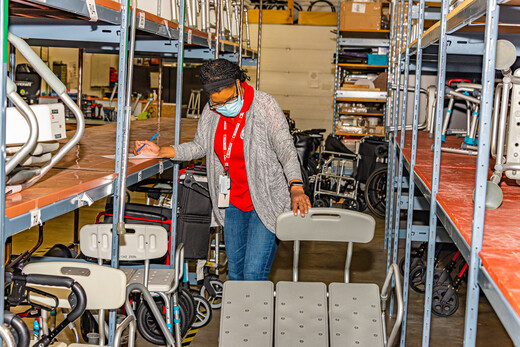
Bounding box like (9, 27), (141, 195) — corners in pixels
(135, 59), (311, 281)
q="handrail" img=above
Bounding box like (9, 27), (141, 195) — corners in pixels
(7, 32), (85, 190)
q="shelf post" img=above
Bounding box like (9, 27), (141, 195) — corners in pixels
(463, 0), (499, 345)
(169, 1), (186, 344)
(422, 0), (449, 344)
(0, 0), (8, 341)
(109, 0), (135, 342)
(387, 0), (406, 317)
(384, 0), (399, 253)
(392, 0), (413, 329)
(331, 0), (342, 136)
(400, 0), (426, 345)
(255, 0), (263, 90)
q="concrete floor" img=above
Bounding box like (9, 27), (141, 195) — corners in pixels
(10, 193), (513, 346)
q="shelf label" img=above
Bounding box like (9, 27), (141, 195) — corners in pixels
(351, 3), (366, 13)
(30, 209), (42, 227)
(187, 29), (193, 45)
(164, 20), (172, 40)
(138, 12), (146, 29)
(86, 0), (99, 22)
(159, 161), (164, 174)
(138, 171), (143, 182)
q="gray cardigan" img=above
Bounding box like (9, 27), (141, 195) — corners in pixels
(173, 89), (303, 233)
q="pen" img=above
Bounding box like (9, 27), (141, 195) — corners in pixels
(136, 131), (159, 153)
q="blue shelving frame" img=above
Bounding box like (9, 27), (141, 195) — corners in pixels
(385, 0), (520, 345)
(0, 0), (257, 344)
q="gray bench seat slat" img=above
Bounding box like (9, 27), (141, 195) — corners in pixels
(219, 281), (274, 347)
(275, 281), (328, 347)
(329, 283), (384, 347)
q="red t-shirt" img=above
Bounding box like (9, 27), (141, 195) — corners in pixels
(214, 82), (254, 212)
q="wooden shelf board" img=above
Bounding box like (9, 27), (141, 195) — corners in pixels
(337, 98), (387, 103)
(336, 133), (385, 137)
(338, 63), (388, 70)
(339, 112), (384, 116)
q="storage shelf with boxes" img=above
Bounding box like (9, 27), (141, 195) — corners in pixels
(331, 2), (389, 149)
(332, 0), (390, 151)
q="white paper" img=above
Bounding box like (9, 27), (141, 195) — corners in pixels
(352, 3), (366, 13)
(101, 153), (169, 160)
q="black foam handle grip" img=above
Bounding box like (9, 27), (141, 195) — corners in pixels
(24, 274), (74, 288)
(4, 311), (30, 347)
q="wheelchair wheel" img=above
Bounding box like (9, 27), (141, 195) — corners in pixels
(191, 293), (213, 328)
(200, 276), (224, 309)
(365, 168), (387, 218)
(136, 296), (188, 345)
(180, 288), (197, 330)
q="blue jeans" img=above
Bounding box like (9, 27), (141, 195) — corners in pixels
(224, 205), (278, 281)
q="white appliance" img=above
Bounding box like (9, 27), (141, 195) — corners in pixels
(7, 103), (66, 145)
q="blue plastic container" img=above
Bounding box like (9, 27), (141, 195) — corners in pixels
(368, 54), (388, 65)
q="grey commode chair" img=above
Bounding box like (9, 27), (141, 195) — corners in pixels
(219, 208), (403, 347)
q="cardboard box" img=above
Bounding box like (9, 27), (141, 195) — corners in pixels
(298, 11), (337, 26)
(340, 2), (382, 31)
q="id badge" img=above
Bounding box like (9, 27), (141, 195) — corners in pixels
(218, 173), (231, 208)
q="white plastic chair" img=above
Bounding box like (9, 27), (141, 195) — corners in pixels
(219, 208), (403, 347)
(80, 223), (184, 346)
(22, 261), (134, 347)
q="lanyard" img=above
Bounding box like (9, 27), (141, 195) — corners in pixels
(222, 112), (246, 172)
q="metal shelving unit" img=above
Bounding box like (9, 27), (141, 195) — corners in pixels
(386, 0), (520, 346)
(332, 0), (389, 138)
(0, 0), (258, 344)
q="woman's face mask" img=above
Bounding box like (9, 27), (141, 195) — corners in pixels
(216, 96), (244, 118)
(209, 81), (243, 117)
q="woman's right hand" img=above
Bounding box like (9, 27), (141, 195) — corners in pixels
(134, 140), (161, 156)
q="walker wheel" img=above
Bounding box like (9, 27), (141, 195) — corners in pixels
(313, 197), (329, 208)
(432, 284), (459, 317)
(136, 296), (188, 345)
(200, 276), (224, 310)
(410, 265), (426, 293)
(342, 198), (360, 211)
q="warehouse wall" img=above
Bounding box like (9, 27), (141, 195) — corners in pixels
(13, 47), (118, 97)
(12, 24), (337, 133)
(246, 24), (336, 133)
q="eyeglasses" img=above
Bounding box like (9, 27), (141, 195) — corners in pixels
(208, 83), (240, 110)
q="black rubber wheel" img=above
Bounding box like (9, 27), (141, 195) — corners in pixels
(191, 294), (213, 328)
(313, 197), (329, 208)
(200, 276), (224, 310)
(342, 198), (359, 211)
(399, 256), (425, 276)
(365, 168), (387, 218)
(356, 191), (367, 212)
(307, 0), (336, 12)
(432, 285), (459, 317)
(180, 288), (196, 331)
(136, 296), (188, 345)
(410, 265), (426, 294)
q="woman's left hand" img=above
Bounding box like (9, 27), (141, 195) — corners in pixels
(291, 186), (312, 217)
